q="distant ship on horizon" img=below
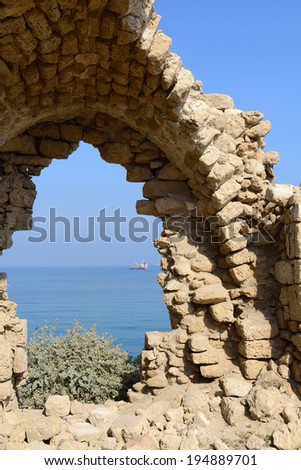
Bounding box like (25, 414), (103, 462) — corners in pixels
(129, 261), (148, 270)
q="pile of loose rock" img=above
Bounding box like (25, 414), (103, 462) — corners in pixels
(2, 364), (301, 451)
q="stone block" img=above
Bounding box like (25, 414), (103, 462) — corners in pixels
(190, 255), (215, 273)
(0, 341), (13, 382)
(39, 138), (70, 159)
(246, 387), (282, 423)
(225, 248), (256, 267)
(236, 308), (279, 340)
(238, 338), (285, 360)
(287, 285), (301, 321)
(45, 395), (71, 417)
(136, 200), (158, 216)
(217, 202), (245, 226)
(212, 179), (241, 210)
(0, 379), (13, 402)
(68, 422), (103, 442)
(205, 94), (234, 110)
(143, 180), (191, 200)
(200, 359), (231, 378)
(209, 301), (235, 323)
(187, 334), (209, 353)
(220, 397), (245, 425)
(193, 284), (229, 305)
(289, 204), (301, 222)
(286, 223), (301, 259)
(245, 120), (271, 139)
(157, 163), (186, 181)
(12, 347), (27, 374)
(265, 184), (294, 207)
(275, 261), (294, 285)
(145, 332), (165, 349)
(220, 374), (252, 398)
(239, 358), (266, 380)
(5, 319), (27, 346)
(147, 31), (172, 75)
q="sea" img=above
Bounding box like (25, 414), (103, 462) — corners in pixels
(3, 266), (170, 358)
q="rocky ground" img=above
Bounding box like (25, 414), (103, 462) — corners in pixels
(1, 363), (301, 451)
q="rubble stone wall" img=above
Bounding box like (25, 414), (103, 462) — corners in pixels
(0, 0), (300, 410)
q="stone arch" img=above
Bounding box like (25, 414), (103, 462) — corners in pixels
(0, 0), (301, 412)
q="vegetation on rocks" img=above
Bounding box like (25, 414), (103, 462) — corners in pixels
(17, 322), (140, 409)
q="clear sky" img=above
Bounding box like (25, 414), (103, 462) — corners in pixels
(2, 0), (300, 267)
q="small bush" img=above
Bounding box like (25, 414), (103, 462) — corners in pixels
(17, 322), (140, 409)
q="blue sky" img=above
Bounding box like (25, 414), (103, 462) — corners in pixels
(2, 0), (300, 267)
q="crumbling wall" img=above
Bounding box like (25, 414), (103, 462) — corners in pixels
(0, 0), (300, 412)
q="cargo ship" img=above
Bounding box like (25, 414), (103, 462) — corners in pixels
(129, 261), (148, 270)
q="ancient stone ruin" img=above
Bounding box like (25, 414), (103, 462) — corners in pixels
(0, 0), (301, 450)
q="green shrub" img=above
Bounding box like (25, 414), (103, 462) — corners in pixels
(17, 322), (140, 409)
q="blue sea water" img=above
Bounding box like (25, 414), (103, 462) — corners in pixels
(3, 266), (170, 358)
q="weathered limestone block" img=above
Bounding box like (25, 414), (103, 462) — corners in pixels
(225, 249), (256, 267)
(220, 374), (252, 397)
(275, 261), (294, 285)
(200, 359), (231, 379)
(289, 204), (301, 223)
(220, 397), (245, 425)
(143, 180), (191, 200)
(217, 201), (245, 226)
(209, 301), (235, 323)
(0, 301), (17, 318)
(157, 163), (186, 181)
(147, 31), (172, 75)
(190, 255), (215, 273)
(287, 285), (301, 321)
(198, 147), (221, 175)
(39, 139), (70, 159)
(286, 223), (301, 259)
(245, 120), (271, 139)
(155, 196), (187, 215)
(187, 334), (209, 353)
(136, 200), (158, 216)
(0, 379), (13, 402)
(273, 420), (301, 450)
(45, 395), (71, 417)
(265, 184), (294, 207)
(205, 94), (234, 110)
(167, 68), (194, 104)
(12, 347), (27, 375)
(207, 163), (235, 191)
(229, 264), (254, 284)
(145, 331), (165, 349)
(238, 338), (285, 360)
(236, 308), (279, 340)
(193, 284), (229, 305)
(212, 179), (241, 209)
(0, 341), (13, 382)
(246, 387), (282, 422)
(5, 319), (27, 346)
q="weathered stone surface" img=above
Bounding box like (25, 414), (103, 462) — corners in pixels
(220, 397), (245, 425)
(193, 284), (229, 305)
(68, 423), (103, 442)
(273, 420), (301, 450)
(220, 375), (252, 398)
(209, 301), (235, 323)
(45, 395), (71, 418)
(286, 223), (301, 259)
(239, 358), (266, 380)
(265, 184), (294, 206)
(26, 416), (63, 443)
(236, 308), (279, 340)
(238, 338), (285, 360)
(246, 387), (283, 422)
